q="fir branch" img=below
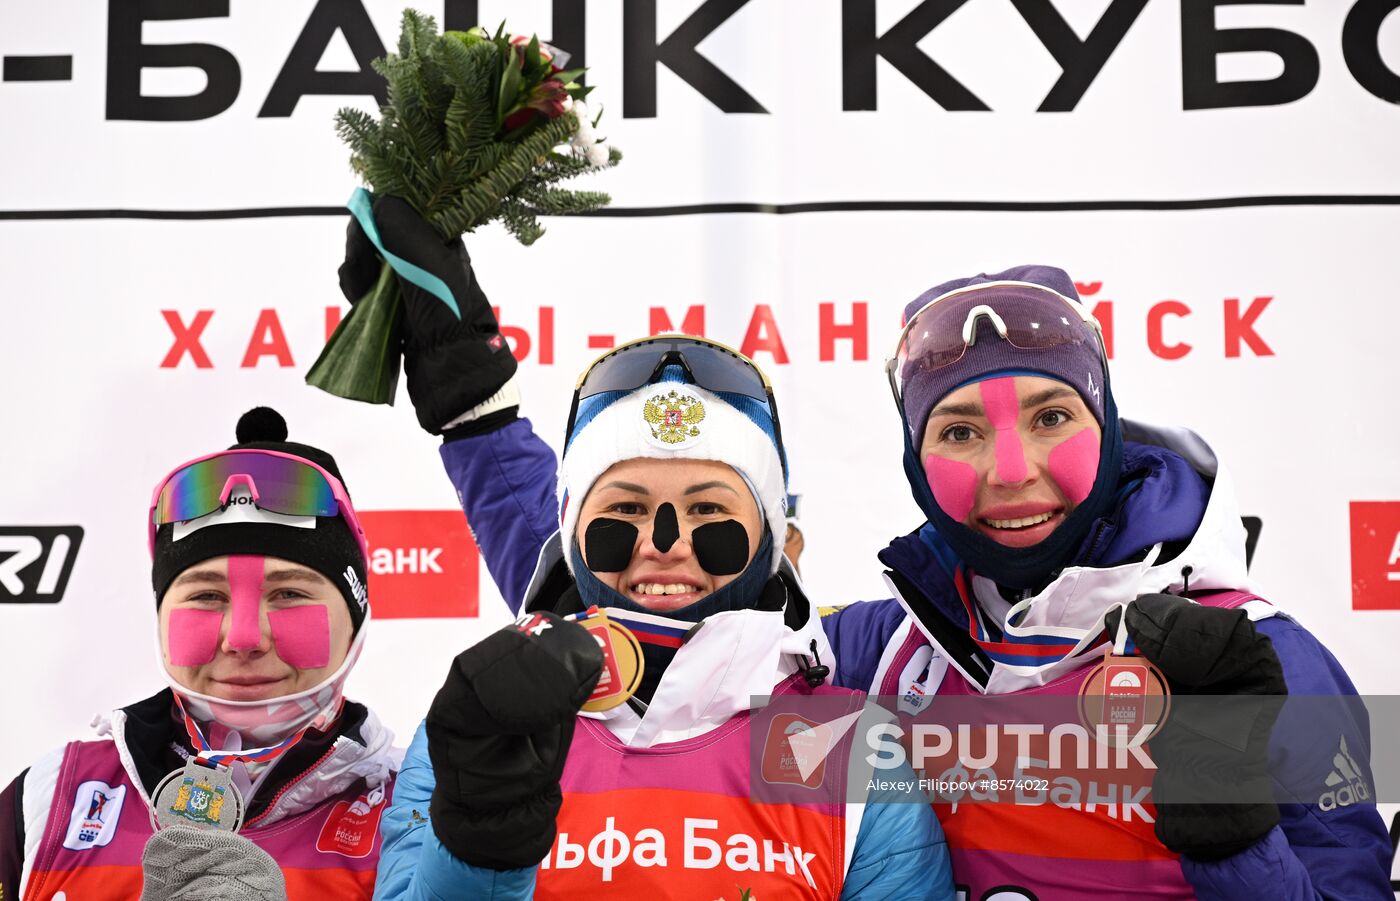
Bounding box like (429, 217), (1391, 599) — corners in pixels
(339, 10), (620, 245)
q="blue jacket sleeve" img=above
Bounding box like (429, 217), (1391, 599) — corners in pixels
(373, 722), (538, 901)
(822, 599), (909, 692)
(439, 418), (560, 613)
(1180, 614), (1393, 900)
(840, 758), (955, 901)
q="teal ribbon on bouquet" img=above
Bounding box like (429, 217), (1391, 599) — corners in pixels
(347, 188), (460, 319)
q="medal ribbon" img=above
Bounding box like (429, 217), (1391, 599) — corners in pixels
(173, 694), (307, 767)
(953, 565), (1135, 668)
(599, 607), (696, 649)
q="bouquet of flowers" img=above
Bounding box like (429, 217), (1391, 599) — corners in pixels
(307, 10), (620, 404)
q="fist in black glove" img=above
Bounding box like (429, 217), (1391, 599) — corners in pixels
(426, 611), (604, 871)
(1107, 594), (1287, 862)
(340, 194), (517, 434)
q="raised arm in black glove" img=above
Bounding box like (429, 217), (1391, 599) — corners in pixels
(339, 194), (518, 434)
(1105, 594), (1287, 862)
(426, 611), (603, 871)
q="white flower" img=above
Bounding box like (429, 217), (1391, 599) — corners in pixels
(561, 94), (573, 113)
(586, 143), (611, 167)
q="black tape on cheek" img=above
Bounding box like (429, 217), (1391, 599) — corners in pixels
(691, 520), (751, 576)
(583, 518), (638, 572)
(652, 503), (680, 553)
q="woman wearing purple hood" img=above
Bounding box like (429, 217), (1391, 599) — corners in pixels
(818, 264), (1393, 898)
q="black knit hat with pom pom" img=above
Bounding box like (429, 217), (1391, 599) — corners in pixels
(151, 407), (369, 633)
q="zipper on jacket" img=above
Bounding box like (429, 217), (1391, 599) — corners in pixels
(1079, 520), (1112, 567)
(242, 745), (339, 830)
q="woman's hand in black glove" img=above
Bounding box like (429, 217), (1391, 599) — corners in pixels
(1107, 594), (1287, 862)
(339, 194), (517, 434)
(425, 611), (603, 871)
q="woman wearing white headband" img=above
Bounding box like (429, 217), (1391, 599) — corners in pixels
(336, 196), (954, 900)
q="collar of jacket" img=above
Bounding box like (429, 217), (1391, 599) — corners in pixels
(879, 420), (1265, 694)
(522, 531), (835, 749)
(106, 688), (397, 828)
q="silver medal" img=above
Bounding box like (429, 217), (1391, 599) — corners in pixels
(151, 757), (245, 833)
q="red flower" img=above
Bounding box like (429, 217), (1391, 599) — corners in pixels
(527, 78), (569, 119)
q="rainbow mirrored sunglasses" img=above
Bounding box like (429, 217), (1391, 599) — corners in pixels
(564, 334), (787, 478)
(147, 449), (368, 560)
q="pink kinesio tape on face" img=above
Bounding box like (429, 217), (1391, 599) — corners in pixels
(168, 608), (222, 666)
(980, 378), (1028, 484)
(225, 555), (265, 651)
(925, 455), (978, 522)
(1048, 427), (1100, 505)
(268, 605), (331, 669)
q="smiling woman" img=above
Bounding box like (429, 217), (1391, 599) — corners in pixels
(919, 375), (1102, 549)
(576, 459), (763, 612)
(0, 408), (398, 901)
(369, 327), (954, 900)
(159, 555), (355, 700)
(852, 264), (1394, 899)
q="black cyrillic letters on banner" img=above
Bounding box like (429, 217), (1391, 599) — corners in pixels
(1181, 0), (1321, 110)
(259, 0), (388, 117)
(106, 0), (240, 121)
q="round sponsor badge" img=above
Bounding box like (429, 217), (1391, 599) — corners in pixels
(1077, 648), (1171, 747)
(151, 759), (245, 833)
(577, 610), (644, 713)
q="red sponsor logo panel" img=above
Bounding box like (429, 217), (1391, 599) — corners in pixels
(760, 713), (828, 788)
(1350, 501), (1400, 611)
(315, 796), (385, 858)
(359, 511), (479, 619)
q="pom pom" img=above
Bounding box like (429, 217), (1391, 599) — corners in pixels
(236, 407), (289, 444)
(586, 144), (611, 168)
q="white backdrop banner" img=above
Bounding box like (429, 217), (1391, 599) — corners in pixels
(2, 0), (1399, 860)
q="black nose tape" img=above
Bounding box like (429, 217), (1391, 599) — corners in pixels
(692, 520), (751, 576)
(583, 518), (637, 572)
(651, 503), (680, 553)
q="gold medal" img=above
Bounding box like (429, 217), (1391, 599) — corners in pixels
(575, 609), (644, 712)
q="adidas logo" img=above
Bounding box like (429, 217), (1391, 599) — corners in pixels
(344, 566), (368, 611)
(1319, 735), (1371, 811)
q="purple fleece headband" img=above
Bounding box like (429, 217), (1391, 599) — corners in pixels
(900, 265), (1106, 443)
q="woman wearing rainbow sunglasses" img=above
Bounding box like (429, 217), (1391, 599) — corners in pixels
(0, 409), (398, 900)
(342, 193), (1391, 900)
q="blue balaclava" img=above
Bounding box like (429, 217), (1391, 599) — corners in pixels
(558, 364), (789, 700)
(896, 265), (1124, 589)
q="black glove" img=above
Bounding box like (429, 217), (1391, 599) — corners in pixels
(339, 194), (517, 434)
(426, 611), (603, 871)
(1106, 594), (1287, 861)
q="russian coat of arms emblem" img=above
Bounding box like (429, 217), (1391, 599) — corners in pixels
(642, 390), (706, 444)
